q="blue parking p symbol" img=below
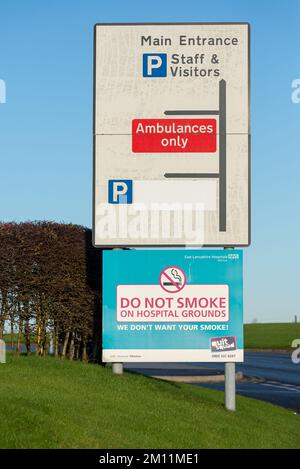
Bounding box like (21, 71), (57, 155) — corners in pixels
(108, 180), (133, 204)
(143, 54), (167, 77)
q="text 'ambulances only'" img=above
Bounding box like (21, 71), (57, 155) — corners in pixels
(132, 119), (217, 153)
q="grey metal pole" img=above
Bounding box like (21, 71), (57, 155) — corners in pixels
(224, 246), (236, 411)
(112, 362), (123, 375)
(0, 339), (6, 363)
(225, 362), (236, 411)
(112, 248), (123, 375)
(49, 335), (54, 355)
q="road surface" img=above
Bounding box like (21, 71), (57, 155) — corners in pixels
(125, 351), (300, 412)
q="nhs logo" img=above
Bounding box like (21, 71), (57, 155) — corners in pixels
(143, 54), (167, 77)
(108, 180), (133, 204)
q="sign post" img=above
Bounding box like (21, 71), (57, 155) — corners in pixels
(112, 363), (123, 375)
(94, 22), (250, 411)
(224, 246), (236, 410)
(225, 362), (236, 411)
(112, 247), (124, 374)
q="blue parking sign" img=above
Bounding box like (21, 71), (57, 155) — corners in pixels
(108, 180), (133, 204)
(143, 53), (167, 77)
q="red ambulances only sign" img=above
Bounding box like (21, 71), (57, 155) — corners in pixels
(132, 119), (217, 152)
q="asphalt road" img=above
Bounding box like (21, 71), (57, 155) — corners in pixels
(125, 351), (300, 412)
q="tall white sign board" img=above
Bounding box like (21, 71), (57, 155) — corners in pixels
(93, 23), (250, 247)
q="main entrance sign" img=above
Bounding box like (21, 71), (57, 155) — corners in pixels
(93, 23), (250, 246)
(102, 249), (243, 362)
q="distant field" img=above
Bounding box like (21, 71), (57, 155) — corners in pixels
(0, 354), (299, 449)
(244, 323), (300, 349)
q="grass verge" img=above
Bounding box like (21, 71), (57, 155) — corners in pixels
(0, 354), (299, 449)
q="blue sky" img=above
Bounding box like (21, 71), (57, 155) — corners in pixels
(0, 0), (299, 323)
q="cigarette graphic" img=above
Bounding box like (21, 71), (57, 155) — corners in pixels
(163, 268), (182, 286)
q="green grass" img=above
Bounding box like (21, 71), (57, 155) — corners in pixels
(244, 323), (300, 349)
(0, 354), (299, 449)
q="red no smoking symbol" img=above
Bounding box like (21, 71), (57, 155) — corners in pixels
(159, 266), (186, 293)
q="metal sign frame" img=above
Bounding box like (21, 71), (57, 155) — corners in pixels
(92, 22), (251, 248)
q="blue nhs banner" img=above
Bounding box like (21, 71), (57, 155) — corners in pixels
(102, 250), (244, 363)
(143, 53), (167, 77)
